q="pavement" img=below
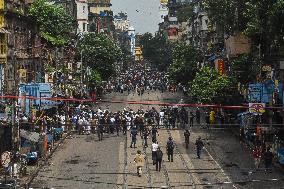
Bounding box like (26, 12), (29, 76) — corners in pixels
(26, 90), (284, 189)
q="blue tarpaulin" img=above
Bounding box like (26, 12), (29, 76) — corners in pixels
(47, 134), (53, 144)
(54, 128), (63, 134)
(208, 54), (217, 62)
(277, 149), (284, 165)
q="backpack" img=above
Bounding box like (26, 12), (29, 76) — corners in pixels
(167, 140), (174, 150)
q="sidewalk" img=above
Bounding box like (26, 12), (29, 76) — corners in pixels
(18, 131), (71, 188)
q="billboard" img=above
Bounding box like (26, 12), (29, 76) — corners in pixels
(18, 83), (61, 115)
(249, 103), (265, 114)
(160, 0), (168, 4)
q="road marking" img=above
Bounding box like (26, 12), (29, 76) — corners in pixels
(203, 147), (238, 189)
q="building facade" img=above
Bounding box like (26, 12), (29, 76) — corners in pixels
(76, 0), (89, 34)
(127, 26), (135, 56)
(88, 0), (114, 36)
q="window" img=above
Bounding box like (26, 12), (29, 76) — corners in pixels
(83, 23), (86, 31)
(83, 6), (85, 13)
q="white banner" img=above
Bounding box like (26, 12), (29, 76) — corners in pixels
(20, 129), (40, 142)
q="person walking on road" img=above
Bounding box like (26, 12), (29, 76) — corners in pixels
(130, 126), (138, 148)
(166, 137), (174, 162)
(121, 117), (127, 135)
(263, 148), (274, 173)
(195, 136), (204, 159)
(184, 130), (190, 149)
(156, 147), (163, 172)
(253, 146), (262, 169)
(98, 121), (104, 141)
(152, 141), (159, 165)
(189, 112), (195, 127)
(196, 108), (200, 125)
(151, 126), (159, 143)
(134, 150), (145, 177)
(143, 128), (149, 148)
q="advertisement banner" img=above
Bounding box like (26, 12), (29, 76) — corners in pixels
(249, 103), (265, 114)
(214, 59), (225, 75)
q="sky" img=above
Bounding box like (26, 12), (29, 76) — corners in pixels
(111, 0), (160, 34)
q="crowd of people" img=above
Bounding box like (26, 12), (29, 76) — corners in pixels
(102, 64), (186, 95)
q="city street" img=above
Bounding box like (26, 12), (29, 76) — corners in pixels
(28, 91), (284, 189)
(2, 1), (284, 189)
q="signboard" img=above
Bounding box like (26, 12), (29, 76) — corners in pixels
(248, 84), (262, 102)
(160, 0), (168, 4)
(1, 151), (11, 168)
(214, 59), (225, 75)
(262, 65), (272, 72)
(18, 69), (27, 78)
(249, 103), (265, 114)
(218, 59), (225, 75)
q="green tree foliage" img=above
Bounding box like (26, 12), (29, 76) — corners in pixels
(202, 0), (249, 35)
(120, 44), (132, 71)
(168, 43), (202, 85)
(177, 4), (195, 22)
(244, 0), (284, 56)
(88, 69), (102, 91)
(190, 67), (232, 104)
(76, 33), (122, 80)
(203, 0), (284, 57)
(140, 32), (173, 70)
(230, 55), (260, 85)
(28, 0), (75, 45)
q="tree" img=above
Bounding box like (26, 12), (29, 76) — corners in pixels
(168, 43), (202, 85)
(244, 0), (284, 58)
(140, 32), (174, 70)
(177, 4), (195, 23)
(88, 69), (102, 91)
(28, 0), (76, 45)
(230, 55), (260, 85)
(120, 44), (132, 71)
(202, 0), (249, 35)
(190, 67), (232, 104)
(76, 33), (122, 80)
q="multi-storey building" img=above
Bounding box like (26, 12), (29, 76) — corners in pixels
(76, 0), (89, 34)
(114, 12), (129, 32)
(88, 0), (114, 36)
(2, 0), (44, 95)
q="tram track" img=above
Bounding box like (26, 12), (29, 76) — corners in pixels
(143, 146), (153, 188)
(123, 134), (128, 189)
(166, 128), (197, 189)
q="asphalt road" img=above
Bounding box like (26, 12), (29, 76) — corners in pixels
(28, 91), (284, 189)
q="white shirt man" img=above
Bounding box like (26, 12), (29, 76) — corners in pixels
(152, 142), (159, 165)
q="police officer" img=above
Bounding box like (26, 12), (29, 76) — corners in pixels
(166, 137), (174, 162)
(184, 130), (190, 149)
